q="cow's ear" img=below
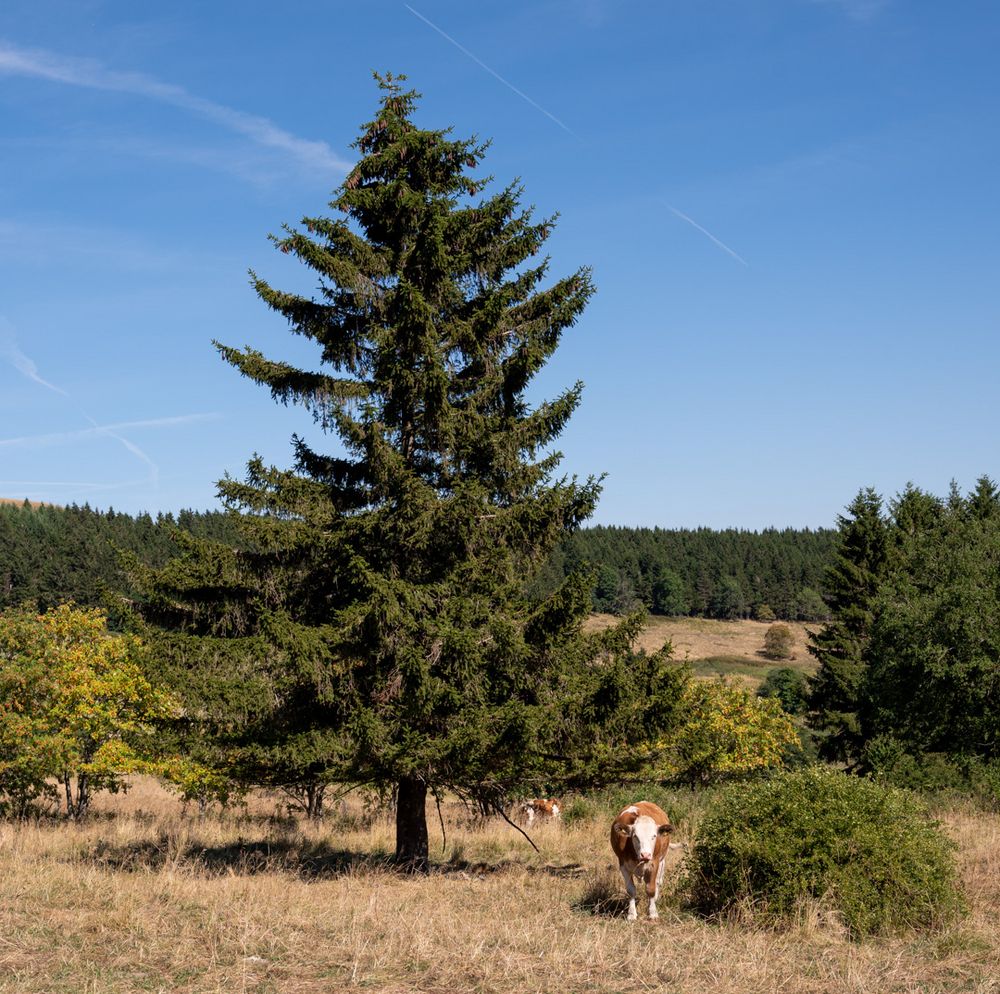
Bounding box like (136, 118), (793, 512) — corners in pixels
(615, 824), (633, 838)
(658, 823), (673, 836)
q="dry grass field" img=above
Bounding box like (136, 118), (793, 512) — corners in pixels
(2, 778), (999, 993)
(586, 614), (820, 687)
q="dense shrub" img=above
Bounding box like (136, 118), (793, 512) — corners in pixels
(757, 667), (809, 715)
(761, 623), (794, 660)
(686, 767), (963, 937)
(863, 738), (1000, 810)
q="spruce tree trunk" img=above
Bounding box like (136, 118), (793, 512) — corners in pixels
(394, 777), (429, 872)
(304, 782), (326, 820)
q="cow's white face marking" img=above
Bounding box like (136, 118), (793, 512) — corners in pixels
(629, 815), (659, 863)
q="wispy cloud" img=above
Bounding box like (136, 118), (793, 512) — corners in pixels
(663, 204), (748, 267)
(403, 4), (578, 138)
(0, 133), (297, 187)
(0, 477), (149, 493)
(0, 319), (68, 395)
(0, 39), (351, 174)
(0, 218), (227, 273)
(0, 318), (218, 490)
(0, 414), (221, 451)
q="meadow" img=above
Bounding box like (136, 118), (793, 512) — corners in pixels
(586, 614), (818, 687)
(3, 776), (999, 994)
(3, 616), (995, 993)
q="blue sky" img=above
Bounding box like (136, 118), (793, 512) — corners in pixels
(1, 1), (997, 529)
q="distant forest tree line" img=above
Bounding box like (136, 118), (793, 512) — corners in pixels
(0, 502), (241, 613)
(0, 501), (836, 622)
(530, 525), (837, 620)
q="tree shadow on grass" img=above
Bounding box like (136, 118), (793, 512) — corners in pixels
(81, 836), (592, 882)
(83, 835), (392, 879)
(439, 854), (587, 879)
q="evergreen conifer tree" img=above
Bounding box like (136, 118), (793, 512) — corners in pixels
(806, 488), (889, 764)
(132, 74), (685, 869)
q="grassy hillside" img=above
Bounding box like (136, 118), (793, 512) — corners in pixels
(586, 614), (819, 686)
(0, 778), (996, 993)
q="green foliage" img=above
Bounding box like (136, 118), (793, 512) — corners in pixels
(807, 488), (891, 764)
(537, 525), (837, 620)
(810, 476), (1000, 775)
(757, 667), (809, 715)
(795, 587), (829, 621)
(0, 492), (837, 624)
(761, 623), (795, 660)
(710, 575), (749, 620)
(157, 756), (247, 814)
(133, 75), (688, 868)
(863, 493), (1000, 761)
(652, 568), (688, 616)
(566, 782), (706, 835)
(686, 767), (964, 937)
(592, 564), (621, 613)
(659, 681), (799, 783)
(862, 738), (1000, 810)
(753, 602), (776, 622)
(0, 605), (175, 818)
(0, 501), (241, 614)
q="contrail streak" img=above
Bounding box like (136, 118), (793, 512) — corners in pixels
(0, 318), (198, 487)
(403, 5), (577, 138)
(664, 204), (748, 267)
(0, 414), (220, 449)
(0, 39), (350, 174)
(0, 477), (148, 492)
(0, 319), (69, 395)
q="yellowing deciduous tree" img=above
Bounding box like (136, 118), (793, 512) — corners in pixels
(659, 681), (798, 782)
(0, 604), (175, 818)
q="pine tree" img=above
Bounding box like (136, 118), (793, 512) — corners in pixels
(966, 474), (1000, 521)
(133, 74), (685, 869)
(806, 488), (889, 764)
(861, 482), (1000, 762)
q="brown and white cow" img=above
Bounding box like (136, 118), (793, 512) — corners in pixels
(517, 797), (561, 826)
(610, 801), (675, 921)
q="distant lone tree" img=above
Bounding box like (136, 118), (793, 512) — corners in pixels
(761, 623), (794, 660)
(132, 74), (685, 870)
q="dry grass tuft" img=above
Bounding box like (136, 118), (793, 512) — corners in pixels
(0, 778), (999, 992)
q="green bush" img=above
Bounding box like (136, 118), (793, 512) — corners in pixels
(757, 667), (809, 715)
(862, 739), (1000, 811)
(761, 623), (795, 660)
(686, 767), (963, 938)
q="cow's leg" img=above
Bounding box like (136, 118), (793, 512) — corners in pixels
(647, 858), (666, 920)
(619, 864), (638, 921)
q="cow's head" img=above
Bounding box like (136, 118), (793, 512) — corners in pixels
(616, 815), (672, 863)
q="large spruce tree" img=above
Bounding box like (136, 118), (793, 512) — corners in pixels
(134, 74), (684, 868)
(806, 488), (889, 764)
